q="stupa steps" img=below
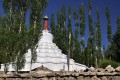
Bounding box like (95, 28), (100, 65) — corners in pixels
(37, 45), (59, 50)
(38, 42), (57, 46)
(25, 54), (73, 59)
(26, 49), (62, 55)
(25, 53), (72, 60)
(37, 47), (61, 52)
(37, 43), (59, 50)
(25, 58), (74, 64)
(26, 58), (73, 64)
(25, 52), (75, 63)
(25, 55), (67, 59)
(25, 62), (75, 65)
(37, 50), (62, 54)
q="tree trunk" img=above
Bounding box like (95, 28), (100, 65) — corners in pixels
(29, 49), (33, 75)
(4, 63), (7, 74)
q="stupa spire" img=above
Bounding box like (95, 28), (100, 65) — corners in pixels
(43, 15), (49, 30)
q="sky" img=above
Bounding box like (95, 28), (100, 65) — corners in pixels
(0, 0), (120, 49)
(43, 0), (120, 48)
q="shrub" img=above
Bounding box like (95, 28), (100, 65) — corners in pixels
(99, 59), (120, 68)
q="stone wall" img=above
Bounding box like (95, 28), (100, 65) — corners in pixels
(0, 71), (120, 80)
(0, 66), (120, 80)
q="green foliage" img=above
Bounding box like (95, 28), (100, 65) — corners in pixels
(79, 3), (86, 64)
(79, 3), (85, 38)
(73, 8), (79, 38)
(105, 31), (120, 63)
(87, 0), (96, 67)
(54, 5), (68, 55)
(99, 59), (120, 68)
(117, 17), (120, 32)
(95, 9), (102, 68)
(105, 7), (112, 43)
(73, 8), (81, 63)
(0, 15), (13, 73)
(68, 5), (72, 33)
(50, 14), (55, 35)
(0, 0), (48, 73)
(51, 1), (104, 67)
(28, 0), (48, 74)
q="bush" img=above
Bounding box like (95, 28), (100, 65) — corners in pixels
(99, 59), (120, 68)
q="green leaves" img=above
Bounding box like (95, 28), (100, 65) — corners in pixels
(0, 0), (48, 72)
(105, 7), (112, 43)
(50, 14), (55, 35)
(95, 9), (102, 67)
(117, 17), (120, 33)
(79, 3), (85, 37)
(105, 32), (120, 63)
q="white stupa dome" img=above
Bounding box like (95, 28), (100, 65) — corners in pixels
(0, 16), (88, 71)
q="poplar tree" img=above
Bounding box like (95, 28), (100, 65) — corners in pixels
(88, 0), (95, 67)
(0, 16), (2, 65)
(2, 0), (48, 73)
(73, 8), (79, 39)
(55, 10), (63, 53)
(79, 3), (86, 64)
(2, 1), (14, 72)
(105, 7), (112, 43)
(0, 15), (11, 73)
(13, 0), (30, 72)
(79, 3), (85, 51)
(105, 18), (120, 63)
(68, 5), (72, 34)
(111, 30), (120, 62)
(103, 17), (120, 65)
(68, 5), (74, 58)
(61, 5), (68, 54)
(2, 0), (30, 72)
(28, 0), (48, 73)
(50, 14), (55, 36)
(73, 8), (80, 63)
(105, 7), (112, 59)
(117, 17), (120, 33)
(95, 9), (102, 67)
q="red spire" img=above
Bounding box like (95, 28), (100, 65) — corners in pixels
(43, 16), (49, 30)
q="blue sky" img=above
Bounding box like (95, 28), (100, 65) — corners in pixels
(0, 0), (120, 48)
(44, 0), (120, 48)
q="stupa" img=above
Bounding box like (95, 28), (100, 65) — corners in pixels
(0, 16), (88, 71)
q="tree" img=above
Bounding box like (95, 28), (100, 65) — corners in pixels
(95, 9), (102, 68)
(79, 3), (86, 64)
(55, 10), (63, 54)
(87, 0), (96, 67)
(104, 12), (120, 64)
(111, 32), (120, 62)
(105, 7), (112, 44)
(105, 7), (112, 60)
(28, 0), (48, 74)
(2, 0), (48, 73)
(117, 17), (120, 33)
(61, 5), (68, 54)
(68, 5), (72, 34)
(50, 14), (55, 36)
(79, 3), (86, 50)
(0, 15), (11, 73)
(73, 8), (79, 39)
(3, 0), (31, 73)
(105, 19), (120, 63)
(68, 5), (74, 58)
(2, 0), (29, 73)
(73, 8), (80, 63)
